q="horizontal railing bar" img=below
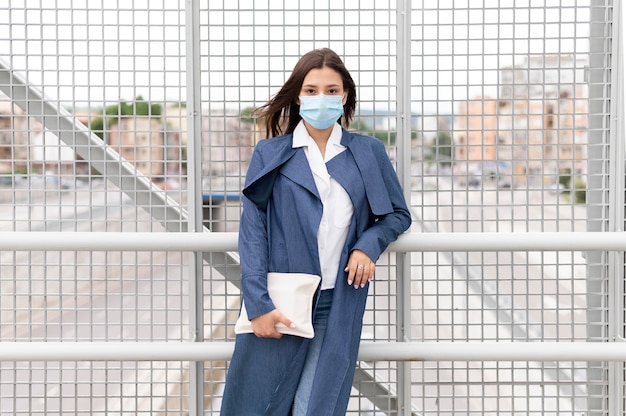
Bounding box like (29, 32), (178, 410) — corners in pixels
(391, 231), (626, 252)
(0, 231), (625, 252)
(0, 342), (624, 362)
(0, 231), (239, 251)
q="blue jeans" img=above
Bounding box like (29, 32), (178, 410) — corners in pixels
(292, 289), (333, 416)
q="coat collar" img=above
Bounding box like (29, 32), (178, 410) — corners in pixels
(241, 135), (298, 208)
(243, 129), (394, 216)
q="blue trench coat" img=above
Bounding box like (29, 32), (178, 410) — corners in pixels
(221, 128), (411, 416)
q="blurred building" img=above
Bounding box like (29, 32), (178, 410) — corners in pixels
(498, 54), (588, 186)
(0, 98), (29, 173)
(201, 114), (255, 179)
(453, 54), (588, 187)
(108, 116), (166, 179)
(453, 97), (499, 179)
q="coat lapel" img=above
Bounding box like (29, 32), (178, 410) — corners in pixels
(341, 130), (394, 216)
(279, 149), (320, 200)
(243, 135), (321, 208)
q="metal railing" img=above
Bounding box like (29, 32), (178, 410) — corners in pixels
(1, 230), (623, 365)
(1, 230), (626, 252)
(1, 341), (626, 362)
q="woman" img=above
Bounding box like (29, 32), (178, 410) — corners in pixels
(221, 48), (411, 415)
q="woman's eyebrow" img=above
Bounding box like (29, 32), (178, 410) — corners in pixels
(301, 83), (341, 88)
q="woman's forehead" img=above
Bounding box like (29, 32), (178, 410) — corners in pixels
(302, 67), (343, 86)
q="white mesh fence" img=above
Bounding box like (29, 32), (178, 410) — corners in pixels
(0, 1), (622, 415)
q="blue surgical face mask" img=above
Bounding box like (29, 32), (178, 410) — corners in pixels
(298, 94), (344, 130)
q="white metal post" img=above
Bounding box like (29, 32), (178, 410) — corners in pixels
(607, 1), (626, 415)
(397, 0), (413, 414)
(587, 1), (623, 414)
(185, 0), (205, 414)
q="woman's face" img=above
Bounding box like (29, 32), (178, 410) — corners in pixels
(299, 66), (347, 104)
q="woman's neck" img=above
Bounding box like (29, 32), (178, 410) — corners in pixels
(304, 123), (333, 157)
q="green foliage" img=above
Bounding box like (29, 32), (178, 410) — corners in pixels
(350, 118), (374, 134)
(424, 131), (453, 165)
(90, 117), (105, 140)
(90, 96), (162, 141)
(434, 131), (453, 159)
(557, 170), (586, 204)
(240, 106), (256, 124)
(573, 178), (587, 204)
(351, 119), (397, 145)
(374, 131), (396, 145)
(351, 117), (419, 146)
(558, 171), (571, 188)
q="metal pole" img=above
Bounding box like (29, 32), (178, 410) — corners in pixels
(607, 2), (626, 415)
(185, 0), (204, 414)
(396, 0), (413, 414)
(587, 1), (622, 413)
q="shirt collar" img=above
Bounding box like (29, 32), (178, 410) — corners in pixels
(292, 120), (344, 152)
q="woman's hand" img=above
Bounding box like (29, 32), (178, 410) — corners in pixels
(344, 249), (375, 289)
(250, 309), (295, 339)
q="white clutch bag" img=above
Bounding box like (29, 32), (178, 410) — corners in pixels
(235, 272), (321, 339)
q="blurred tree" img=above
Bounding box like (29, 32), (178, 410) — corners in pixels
(432, 131), (453, 166)
(90, 96), (162, 141)
(240, 106), (256, 124)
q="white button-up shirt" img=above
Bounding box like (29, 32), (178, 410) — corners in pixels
(292, 121), (354, 289)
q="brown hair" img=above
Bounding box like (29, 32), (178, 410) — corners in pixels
(255, 48), (357, 138)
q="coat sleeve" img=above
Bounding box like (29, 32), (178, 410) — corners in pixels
(351, 141), (412, 262)
(238, 143), (276, 320)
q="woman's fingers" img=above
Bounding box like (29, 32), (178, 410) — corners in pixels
(354, 262), (374, 288)
(250, 309), (294, 339)
(344, 250), (375, 289)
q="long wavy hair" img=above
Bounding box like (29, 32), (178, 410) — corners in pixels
(255, 48), (357, 138)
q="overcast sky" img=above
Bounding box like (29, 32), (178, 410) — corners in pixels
(0, 0), (594, 115)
